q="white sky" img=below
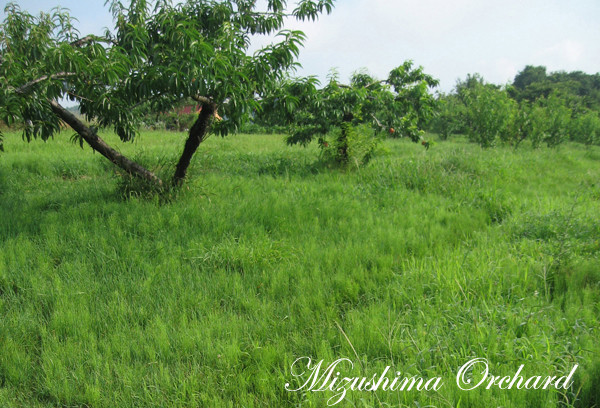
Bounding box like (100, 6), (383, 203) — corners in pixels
(3, 0), (599, 92)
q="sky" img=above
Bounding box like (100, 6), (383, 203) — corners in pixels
(3, 0), (599, 93)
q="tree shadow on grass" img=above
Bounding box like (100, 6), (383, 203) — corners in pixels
(0, 168), (124, 242)
(190, 150), (326, 179)
(256, 155), (327, 178)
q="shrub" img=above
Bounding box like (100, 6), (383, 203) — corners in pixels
(541, 93), (572, 148)
(529, 104), (548, 148)
(463, 84), (515, 148)
(499, 101), (529, 148)
(320, 123), (381, 168)
(571, 111), (600, 146)
(428, 95), (465, 140)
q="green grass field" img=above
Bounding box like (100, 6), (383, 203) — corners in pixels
(1, 130), (599, 407)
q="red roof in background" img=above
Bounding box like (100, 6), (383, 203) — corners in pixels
(177, 105), (201, 115)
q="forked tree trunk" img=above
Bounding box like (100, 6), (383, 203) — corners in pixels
(172, 102), (216, 185)
(51, 98), (217, 189)
(49, 100), (163, 186)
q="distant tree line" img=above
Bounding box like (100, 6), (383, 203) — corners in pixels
(429, 67), (600, 148)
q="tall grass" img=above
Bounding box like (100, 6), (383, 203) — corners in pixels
(1, 131), (599, 407)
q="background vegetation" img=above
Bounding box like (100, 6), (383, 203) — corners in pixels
(429, 68), (600, 148)
(1, 130), (599, 407)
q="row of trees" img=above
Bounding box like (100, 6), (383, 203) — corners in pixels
(2, 0), (438, 179)
(430, 70), (600, 148)
(2, 1), (599, 191)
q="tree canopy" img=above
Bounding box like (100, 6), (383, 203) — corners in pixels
(429, 67), (600, 148)
(258, 61), (439, 153)
(511, 65), (600, 111)
(0, 0), (334, 184)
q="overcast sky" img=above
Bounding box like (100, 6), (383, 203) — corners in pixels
(3, 0), (599, 92)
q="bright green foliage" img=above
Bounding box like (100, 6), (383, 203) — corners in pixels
(454, 72), (488, 97)
(571, 110), (600, 146)
(1, 3), (141, 142)
(429, 94), (466, 140)
(319, 123), (382, 167)
(260, 61), (439, 152)
(0, 0), (333, 181)
(384, 61), (440, 139)
(499, 101), (531, 148)
(432, 70), (600, 149)
(529, 104), (549, 148)
(462, 82), (516, 148)
(532, 93), (571, 147)
(543, 94), (572, 147)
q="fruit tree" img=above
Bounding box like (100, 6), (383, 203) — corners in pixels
(259, 61), (439, 162)
(0, 0), (334, 186)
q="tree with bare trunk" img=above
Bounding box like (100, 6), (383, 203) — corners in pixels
(0, 0), (334, 187)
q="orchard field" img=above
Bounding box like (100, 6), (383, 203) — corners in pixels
(1, 130), (599, 407)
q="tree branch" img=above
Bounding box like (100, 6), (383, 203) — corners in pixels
(12, 34), (114, 96)
(370, 113), (384, 129)
(338, 80), (387, 89)
(67, 90), (94, 103)
(192, 95), (223, 120)
(15, 72), (77, 95)
(70, 35), (115, 48)
(49, 99), (163, 186)
(366, 79), (388, 89)
(129, 91), (174, 111)
(192, 95), (215, 105)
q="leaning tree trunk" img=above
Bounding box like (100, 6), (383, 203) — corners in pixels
(49, 100), (162, 186)
(173, 101), (216, 186)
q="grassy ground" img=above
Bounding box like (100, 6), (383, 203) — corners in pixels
(0, 130), (599, 407)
